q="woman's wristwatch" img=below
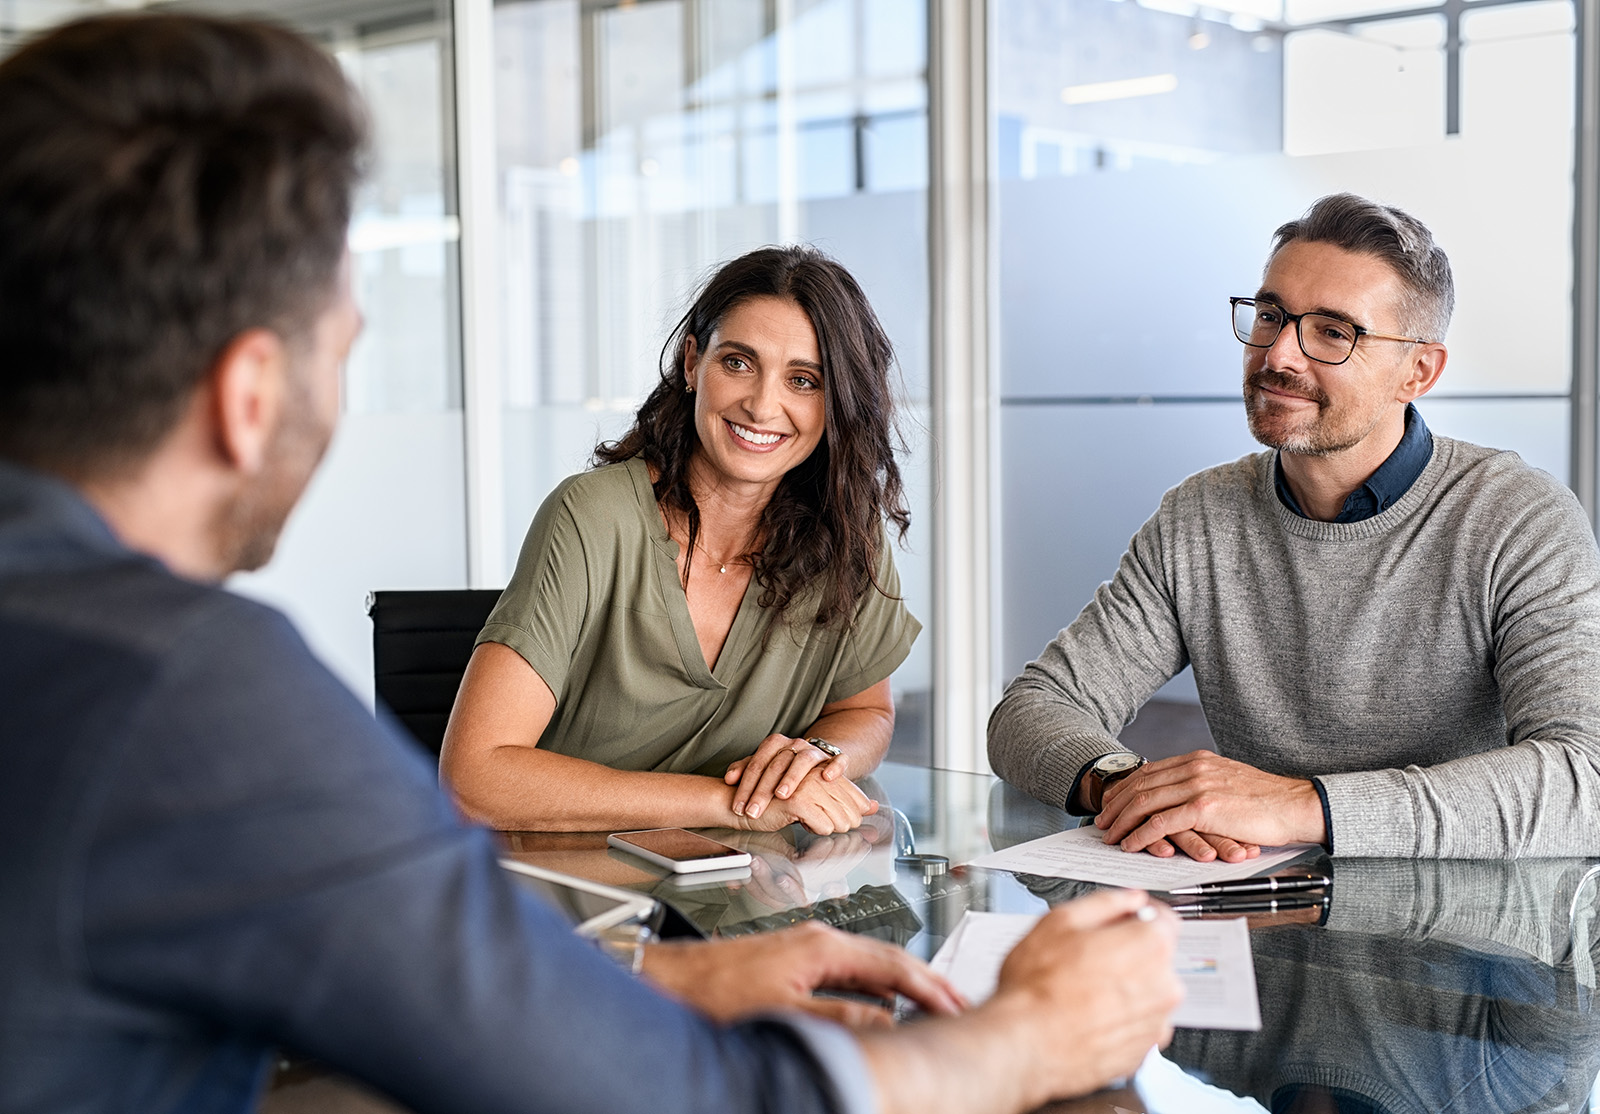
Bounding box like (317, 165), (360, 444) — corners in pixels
(1083, 751), (1147, 812)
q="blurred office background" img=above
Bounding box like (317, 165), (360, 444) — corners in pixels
(3, 0), (1595, 771)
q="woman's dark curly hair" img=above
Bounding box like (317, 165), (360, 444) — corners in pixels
(595, 245), (909, 629)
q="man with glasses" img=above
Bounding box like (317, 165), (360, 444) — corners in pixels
(990, 192), (1600, 861)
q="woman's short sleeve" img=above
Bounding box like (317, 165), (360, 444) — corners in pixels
(476, 483), (590, 701)
(824, 535), (921, 704)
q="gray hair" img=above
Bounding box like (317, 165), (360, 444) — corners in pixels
(1270, 193), (1454, 343)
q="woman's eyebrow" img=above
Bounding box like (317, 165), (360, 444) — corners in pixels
(715, 338), (822, 373)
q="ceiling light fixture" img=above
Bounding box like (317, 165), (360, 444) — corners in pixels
(1061, 73), (1180, 105)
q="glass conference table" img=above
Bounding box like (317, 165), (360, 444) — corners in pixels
(500, 761), (1600, 1114)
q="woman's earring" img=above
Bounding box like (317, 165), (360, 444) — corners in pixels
(686, 383), (695, 393)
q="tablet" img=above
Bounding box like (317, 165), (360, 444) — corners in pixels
(498, 859), (661, 937)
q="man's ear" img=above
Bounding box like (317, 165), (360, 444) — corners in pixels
(210, 328), (288, 475)
(1398, 342), (1447, 404)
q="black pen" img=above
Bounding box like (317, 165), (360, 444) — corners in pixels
(1166, 871), (1330, 897)
(1170, 894), (1329, 917)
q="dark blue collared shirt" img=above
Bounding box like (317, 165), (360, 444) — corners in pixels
(1275, 404), (1434, 523)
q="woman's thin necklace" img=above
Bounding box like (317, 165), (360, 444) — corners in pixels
(695, 538), (744, 574)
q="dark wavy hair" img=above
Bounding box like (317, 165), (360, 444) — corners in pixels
(0, 12), (366, 477)
(596, 245), (910, 629)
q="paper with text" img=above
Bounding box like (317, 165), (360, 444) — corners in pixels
(1134, 1047), (1270, 1111)
(967, 824), (1316, 889)
(1168, 917), (1261, 1030)
(929, 911), (1261, 1031)
(927, 912), (1029, 1006)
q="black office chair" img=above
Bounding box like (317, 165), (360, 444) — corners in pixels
(367, 589), (502, 756)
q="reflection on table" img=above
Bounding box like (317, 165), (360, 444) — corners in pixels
(501, 761), (1600, 1114)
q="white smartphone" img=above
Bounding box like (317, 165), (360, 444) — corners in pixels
(607, 828), (753, 874)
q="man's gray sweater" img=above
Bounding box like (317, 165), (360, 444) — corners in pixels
(988, 436), (1600, 858)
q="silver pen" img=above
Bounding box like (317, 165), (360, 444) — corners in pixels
(1170, 893), (1330, 917)
(1166, 871), (1330, 897)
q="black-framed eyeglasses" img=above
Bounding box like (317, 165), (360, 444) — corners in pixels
(1230, 297), (1428, 366)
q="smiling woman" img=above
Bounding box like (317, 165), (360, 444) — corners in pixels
(439, 246), (920, 835)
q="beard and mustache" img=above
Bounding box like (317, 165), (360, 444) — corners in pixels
(1243, 367), (1361, 458)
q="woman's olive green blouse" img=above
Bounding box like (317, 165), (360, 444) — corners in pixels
(477, 457), (920, 776)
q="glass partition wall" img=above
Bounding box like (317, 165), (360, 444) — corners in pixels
(5, 0), (1594, 769)
(491, 0), (935, 761)
(0, 0), (934, 754)
(994, 0), (1580, 750)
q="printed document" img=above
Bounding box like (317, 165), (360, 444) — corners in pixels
(1134, 1047), (1270, 1112)
(930, 911), (1261, 1031)
(966, 824), (1316, 890)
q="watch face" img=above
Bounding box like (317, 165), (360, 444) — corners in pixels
(1094, 752), (1144, 776)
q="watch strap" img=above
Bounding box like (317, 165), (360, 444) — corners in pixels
(1086, 754), (1145, 812)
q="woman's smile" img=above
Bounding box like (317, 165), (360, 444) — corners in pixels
(725, 420), (788, 450)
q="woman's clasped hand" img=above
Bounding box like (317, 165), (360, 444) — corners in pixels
(725, 733), (878, 830)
